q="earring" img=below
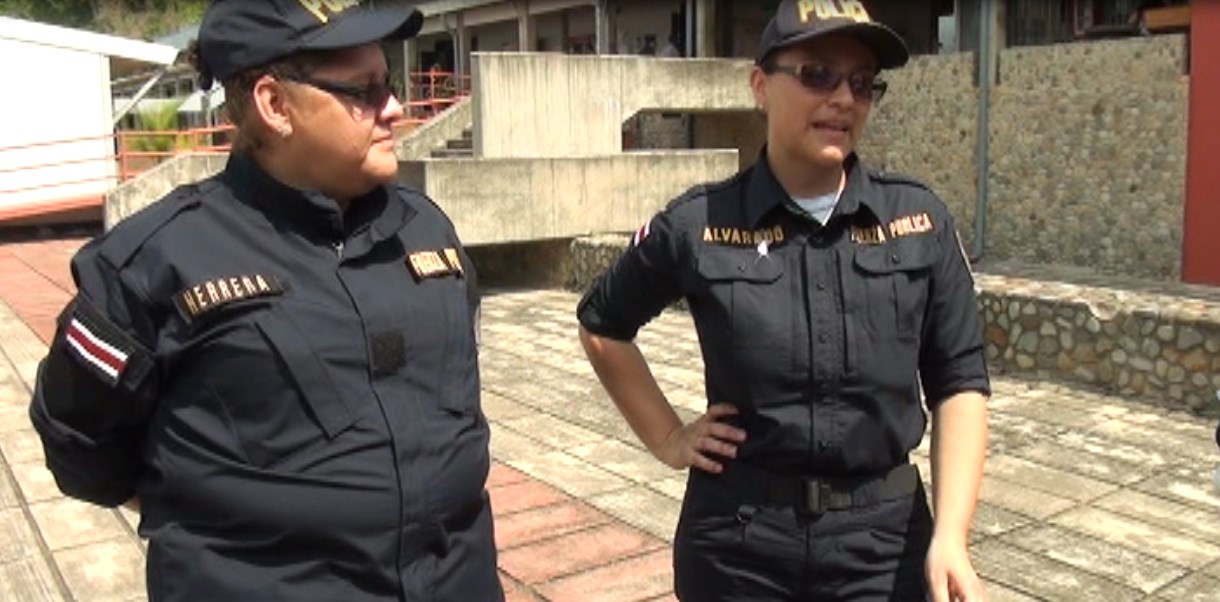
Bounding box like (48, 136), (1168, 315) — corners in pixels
(276, 125), (292, 138)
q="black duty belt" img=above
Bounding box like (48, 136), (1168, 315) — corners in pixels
(713, 462), (921, 515)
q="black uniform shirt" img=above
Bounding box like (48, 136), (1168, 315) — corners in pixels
(30, 155), (502, 601)
(578, 152), (990, 477)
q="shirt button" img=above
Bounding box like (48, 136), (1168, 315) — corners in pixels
(816, 281), (826, 291)
(890, 253), (902, 264)
(817, 441), (830, 451)
(818, 333), (829, 343)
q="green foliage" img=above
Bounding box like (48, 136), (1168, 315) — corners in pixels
(129, 98), (186, 153)
(0, 0), (209, 39)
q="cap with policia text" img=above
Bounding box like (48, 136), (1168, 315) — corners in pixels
(756, 0), (910, 70)
(198, 0), (424, 84)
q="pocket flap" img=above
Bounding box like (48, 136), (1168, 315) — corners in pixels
(696, 248), (783, 283)
(256, 313), (354, 439)
(853, 242), (936, 275)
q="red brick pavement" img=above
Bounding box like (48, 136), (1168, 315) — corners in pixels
(0, 236), (678, 602)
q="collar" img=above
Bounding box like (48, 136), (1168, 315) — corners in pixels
(221, 154), (413, 255)
(743, 148), (892, 228)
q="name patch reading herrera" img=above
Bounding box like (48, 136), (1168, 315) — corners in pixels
(174, 274), (286, 321)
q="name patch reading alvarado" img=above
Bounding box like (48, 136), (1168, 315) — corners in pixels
(702, 226), (786, 247)
(174, 274), (286, 321)
(407, 248), (465, 280)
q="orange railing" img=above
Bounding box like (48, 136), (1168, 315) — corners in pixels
(402, 70), (471, 128)
(114, 124), (235, 181)
(2, 74), (470, 203)
(0, 126), (234, 201)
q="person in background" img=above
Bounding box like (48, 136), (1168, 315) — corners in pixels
(29, 1), (502, 600)
(577, 0), (990, 600)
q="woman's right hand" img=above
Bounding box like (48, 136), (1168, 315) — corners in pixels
(653, 404), (748, 473)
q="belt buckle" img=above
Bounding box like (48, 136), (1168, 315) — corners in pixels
(801, 479), (831, 514)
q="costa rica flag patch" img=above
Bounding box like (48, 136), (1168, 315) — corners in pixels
(631, 218), (652, 247)
(62, 299), (143, 387)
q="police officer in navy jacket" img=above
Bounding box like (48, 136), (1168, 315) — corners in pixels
(30, 1), (502, 599)
(578, 1), (991, 600)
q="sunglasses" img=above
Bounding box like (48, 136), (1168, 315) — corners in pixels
(282, 74), (398, 109)
(769, 63), (887, 103)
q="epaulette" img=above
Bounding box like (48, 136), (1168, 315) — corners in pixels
(98, 181), (210, 269)
(391, 181), (441, 213)
(664, 183), (709, 213)
(868, 169), (934, 193)
(665, 168), (745, 213)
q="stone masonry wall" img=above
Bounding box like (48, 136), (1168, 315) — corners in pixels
(987, 36), (1189, 281)
(858, 35), (1189, 281)
(568, 236), (1220, 416)
(858, 52), (980, 250)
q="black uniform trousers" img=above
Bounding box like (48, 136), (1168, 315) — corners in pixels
(674, 467), (933, 602)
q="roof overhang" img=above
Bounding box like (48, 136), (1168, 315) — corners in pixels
(0, 16), (178, 68)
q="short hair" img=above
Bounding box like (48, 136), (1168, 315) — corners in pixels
(186, 41), (331, 154)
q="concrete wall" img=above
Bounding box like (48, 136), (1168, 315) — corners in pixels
(104, 153), (227, 230)
(472, 52), (753, 158)
(860, 35), (1189, 281)
(400, 150), (738, 245)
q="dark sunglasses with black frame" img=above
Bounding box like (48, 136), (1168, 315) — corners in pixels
(281, 73), (399, 109)
(766, 62), (887, 103)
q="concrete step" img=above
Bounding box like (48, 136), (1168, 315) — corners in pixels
(461, 128), (473, 140)
(447, 137), (473, 150)
(431, 148), (474, 159)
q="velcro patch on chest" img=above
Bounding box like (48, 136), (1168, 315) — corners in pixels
(174, 274), (286, 322)
(406, 248), (464, 280)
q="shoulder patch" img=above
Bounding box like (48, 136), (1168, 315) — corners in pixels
(98, 182), (209, 269)
(631, 218), (653, 247)
(63, 299), (151, 388)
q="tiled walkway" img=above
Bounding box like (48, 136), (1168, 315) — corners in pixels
(1, 238), (1219, 601)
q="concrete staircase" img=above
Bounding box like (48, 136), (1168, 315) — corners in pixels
(431, 128), (473, 159)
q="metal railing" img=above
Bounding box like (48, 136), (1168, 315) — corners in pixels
(2, 71), (470, 210)
(0, 126), (233, 207)
(402, 70), (471, 129)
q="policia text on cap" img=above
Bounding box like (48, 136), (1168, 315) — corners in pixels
(29, 1), (505, 600)
(578, 1), (991, 600)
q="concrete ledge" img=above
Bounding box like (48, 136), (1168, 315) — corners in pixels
(400, 150), (739, 246)
(569, 236), (1220, 416)
(104, 153), (227, 229)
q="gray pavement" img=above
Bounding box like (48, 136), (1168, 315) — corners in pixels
(1, 286), (1219, 600)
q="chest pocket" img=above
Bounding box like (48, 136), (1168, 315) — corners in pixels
(851, 241), (937, 340)
(208, 310), (356, 469)
(695, 247), (788, 349)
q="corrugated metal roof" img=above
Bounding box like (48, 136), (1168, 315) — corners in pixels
(0, 16), (178, 65)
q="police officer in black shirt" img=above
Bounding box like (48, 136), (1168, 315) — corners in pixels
(578, 1), (990, 600)
(29, 1), (503, 600)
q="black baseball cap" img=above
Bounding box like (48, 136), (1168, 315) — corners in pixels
(198, 0), (424, 83)
(756, 0), (909, 70)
